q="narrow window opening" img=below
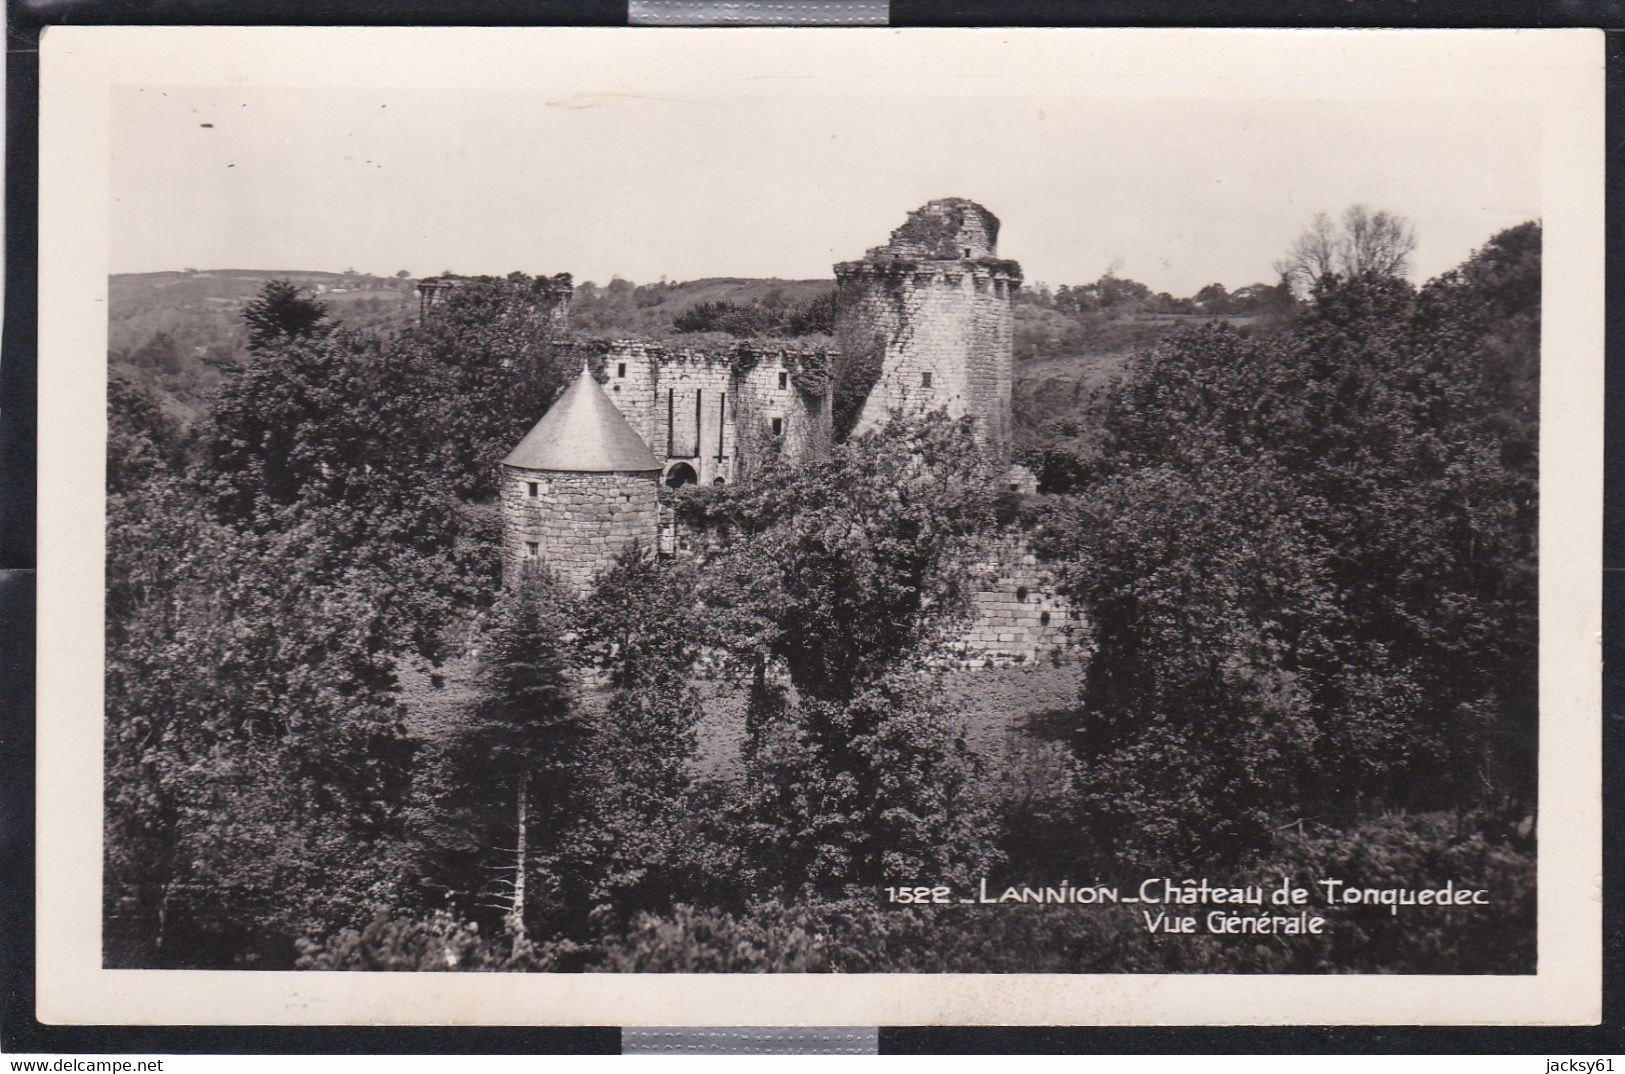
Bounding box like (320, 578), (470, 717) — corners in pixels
(695, 389), (703, 457)
(524, 541), (539, 559)
(962, 247), (972, 257)
(526, 481), (538, 498)
(771, 417), (784, 437)
(1040, 611), (1052, 627)
(718, 392), (727, 460)
(1016, 586), (1030, 603)
(666, 389), (674, 456)
(778, 371), (788, 390)
(921, 371), (933, 388)
(617, 362), (626, 378)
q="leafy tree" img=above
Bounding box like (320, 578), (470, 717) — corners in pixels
(108, 278), (580, 967)
(687, 411), (1001, 701)
(1055, 272), (1155, 315)
(673, 300), (773, 336)
(672, 292), (836, 338)
(681, 412), (1006, 894)
(384, 275), (577, 501)
(1192, 282), (1231, 314)
(242, 278), (330, 352)
(1016, 416), (1099, 494)
(786, 290), (837, 335)
(107, 374), (185, 495)
(104, 492), (420, 967)
(127, 330), (186, 374)
(563, 553), (719, 926)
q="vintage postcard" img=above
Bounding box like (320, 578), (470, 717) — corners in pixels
(34, 25), (1603, 1025)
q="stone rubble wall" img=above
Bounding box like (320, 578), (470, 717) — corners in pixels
(671, 509), (1081, 670)
(500, 464), (659, 596)
(874, 198), (999, 260)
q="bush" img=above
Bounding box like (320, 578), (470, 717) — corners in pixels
(296, 909), (577, 971)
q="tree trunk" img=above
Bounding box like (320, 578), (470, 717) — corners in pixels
(507, 780), (528, 953)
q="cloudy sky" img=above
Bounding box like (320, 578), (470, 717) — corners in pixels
(108, 30), (1544, 295)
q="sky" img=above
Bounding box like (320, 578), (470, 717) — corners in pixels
(108, 32), (1543, 297)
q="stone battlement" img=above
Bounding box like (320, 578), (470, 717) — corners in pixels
(556, 336), (832, 376)
(833, 259), (1023, 296)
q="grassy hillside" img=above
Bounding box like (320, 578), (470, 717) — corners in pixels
(1010, 310), (1263, 452)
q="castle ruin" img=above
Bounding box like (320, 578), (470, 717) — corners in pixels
(836, 198), (1022, 456)
(470, 198), (1075, 666)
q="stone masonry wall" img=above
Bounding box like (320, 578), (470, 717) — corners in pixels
(733, 348), (832, 481)
(500, 464), (659, 596)
(651, 350), (736, 487)
(583, 339), (832, 489)
(836, 260), (1018, 460)
(942, 530), (1080, 668)
(597, 340), (664, 453)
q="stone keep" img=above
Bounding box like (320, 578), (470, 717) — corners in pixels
(500, 364), (661, 596)
(835, 198), (1022, 459)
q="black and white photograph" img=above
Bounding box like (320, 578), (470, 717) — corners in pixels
(34, 26), (1603, 1026)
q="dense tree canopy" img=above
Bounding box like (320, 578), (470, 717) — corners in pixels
(1040, 222), (1540, 866)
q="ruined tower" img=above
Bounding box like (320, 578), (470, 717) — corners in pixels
(834, 198), (1022, 457)
(499, 363), (661, 596)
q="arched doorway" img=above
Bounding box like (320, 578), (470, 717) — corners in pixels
(664, 462), (698, 488)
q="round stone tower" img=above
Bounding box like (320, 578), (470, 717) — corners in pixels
(500, 363), (662, 596)
(834, 198), (1022, 459)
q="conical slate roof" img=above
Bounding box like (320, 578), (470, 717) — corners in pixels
(503, 364), (661, 472)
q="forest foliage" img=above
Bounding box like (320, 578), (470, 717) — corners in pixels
(105, 221), (1540, 974)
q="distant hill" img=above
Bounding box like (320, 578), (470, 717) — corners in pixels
(109, 270), (420, 424)
(107, 269), (1251, 439)
(567, 277), (834, 338)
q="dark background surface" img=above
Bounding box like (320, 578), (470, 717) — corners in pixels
(2, 0), (1619, 1056)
